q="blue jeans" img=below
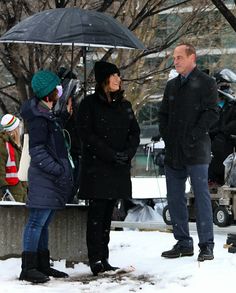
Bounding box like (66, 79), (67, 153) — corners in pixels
(165, 164), (214, 249)
(23, 208), (55, 252)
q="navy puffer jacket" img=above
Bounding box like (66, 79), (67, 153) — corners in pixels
(21, 98), (73, 209)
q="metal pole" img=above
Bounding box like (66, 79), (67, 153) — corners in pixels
(70, 43), (74, 71)
(83, 47), (87, 97)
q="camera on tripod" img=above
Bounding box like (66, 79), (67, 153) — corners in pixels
(53, 78), (81, 117)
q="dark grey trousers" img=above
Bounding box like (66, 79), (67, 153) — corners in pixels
(165, 164), (214, 249)
(86, 199), (116, 263)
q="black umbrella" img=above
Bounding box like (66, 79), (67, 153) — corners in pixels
(0, 7), (145, 94)
(0, 7), (145, 49)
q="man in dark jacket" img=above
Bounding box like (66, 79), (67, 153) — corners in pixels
(19, 70), (73, 283)
(209, 77), (236, 186)
(158, 43), (219, 262)
(77, 61), (140, 276)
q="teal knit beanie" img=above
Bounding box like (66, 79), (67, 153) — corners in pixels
(31, 70), (60, 99)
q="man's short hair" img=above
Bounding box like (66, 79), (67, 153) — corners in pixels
(176, 42), (196, 57)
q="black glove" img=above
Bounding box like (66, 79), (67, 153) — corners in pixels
(114, 152), (129, 165)
(151, 135), (161, 142)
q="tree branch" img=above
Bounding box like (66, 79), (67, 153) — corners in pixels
(211, 0), (236, 33)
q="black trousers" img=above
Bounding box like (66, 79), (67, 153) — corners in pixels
(87, 199), (117, 263)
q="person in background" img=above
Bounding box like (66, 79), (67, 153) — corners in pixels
(158, 43), (218, 262)
(57, 67), (81, 203)
(19, 70), (73, 283)
(208, 69), (236, 187)
(77, 61), (140, 276)
(0, 114), (27, 202)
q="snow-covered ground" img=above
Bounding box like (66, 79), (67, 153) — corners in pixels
(1, 224), (235, 293)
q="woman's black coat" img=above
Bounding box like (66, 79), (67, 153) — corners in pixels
(158, 67), (219, 168)
(21, 98), (73, 209)
(77, 90), (140, 200)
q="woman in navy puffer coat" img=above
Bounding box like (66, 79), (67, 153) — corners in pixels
(21, 98), (73, 208)
(19, 70), (73, 284)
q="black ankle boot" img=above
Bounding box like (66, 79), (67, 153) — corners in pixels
(90, 261), (104, 276)
(19, 251), (50, 283)
(38, 250), (68, 278)
(101, 259), (119, 271)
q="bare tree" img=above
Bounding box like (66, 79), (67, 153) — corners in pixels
(0, 0), (226, 114)
(211, 0), (236, 32)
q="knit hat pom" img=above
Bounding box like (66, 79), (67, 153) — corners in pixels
(31, 70), (60, 99)
(1, 114), (20, 132)
(94, 61), (120, 84)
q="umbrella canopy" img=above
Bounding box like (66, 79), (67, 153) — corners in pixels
(0, 7), (145, 50)
(0, 7), (145, 96)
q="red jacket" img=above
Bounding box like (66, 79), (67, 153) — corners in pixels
(5, 142), (19, 185)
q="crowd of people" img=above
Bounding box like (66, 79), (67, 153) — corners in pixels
(0, 60), (140, 283)
(1, 42), (236, 284)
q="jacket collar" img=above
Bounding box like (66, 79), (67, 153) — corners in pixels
(176, 67), (200, 87)
(21, 97), (57, 123)
(96, 88), (124, 105)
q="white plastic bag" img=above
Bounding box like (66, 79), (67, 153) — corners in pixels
(124, 204), (160, 223)
(18, 133), (30, 181)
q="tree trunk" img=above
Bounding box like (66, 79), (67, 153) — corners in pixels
(211, 0), (236, 32)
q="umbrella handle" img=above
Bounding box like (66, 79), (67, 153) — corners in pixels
(70, 43), (74, 72)
(83, 47), (87, 98)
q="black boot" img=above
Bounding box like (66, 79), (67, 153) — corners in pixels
(102, 259), (119, 271)
(197, 246), (214, 262)
(38, 250), (69, 278)
(89, 261), (104, 276)
(19, 251), (50, 283)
